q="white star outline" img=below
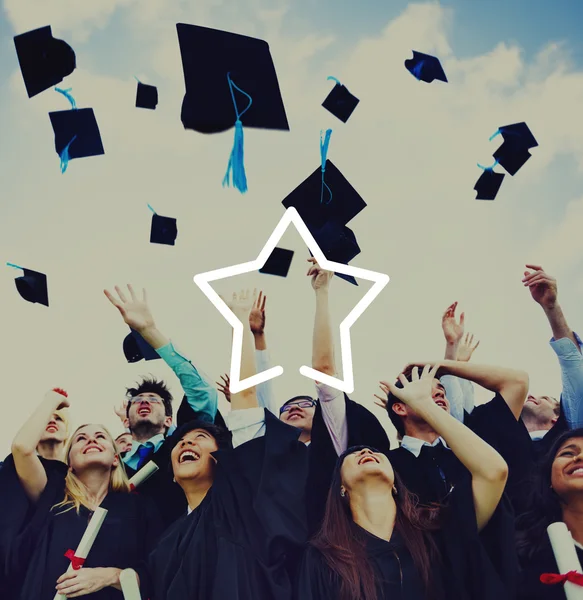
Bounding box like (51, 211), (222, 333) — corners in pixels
(193, 207), (390, 394)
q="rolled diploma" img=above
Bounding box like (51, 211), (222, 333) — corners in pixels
(120, 568), (142, 600)
(53, 506), (108, 600)
(128, 461), (159, 490)
(547, 522), (583, 600)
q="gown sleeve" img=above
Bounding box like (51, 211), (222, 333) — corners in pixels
(295, 545), (339, 600)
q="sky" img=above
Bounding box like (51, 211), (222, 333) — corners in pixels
(1, 0), (583, 457)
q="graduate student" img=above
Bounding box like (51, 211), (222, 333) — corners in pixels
(104, 284), (221, 528)
(148, 289), (310, 600)
(297, 365), (514, 600)
(3, 388), (161, 599)
(35, 405), (70, 462)
(516, 428), (583, 599)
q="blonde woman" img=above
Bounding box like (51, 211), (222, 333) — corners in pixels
(2, 389), (161, 599)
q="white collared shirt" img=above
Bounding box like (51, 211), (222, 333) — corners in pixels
(400, 435), (449, 458)
(529, 430), (549, 441)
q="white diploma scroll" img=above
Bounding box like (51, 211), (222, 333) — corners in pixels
(128, 461), (159, 491)
(547, 522), (583, 600)
(120, 568), (142, 600)
(53, 507), (108, 600)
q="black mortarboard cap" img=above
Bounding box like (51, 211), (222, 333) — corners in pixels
(282, 160), (366, 229)
(259, 247), (294, 277)
(311, 221), (361, 264)
(150, 214), (178, 245)
(14, 26), (76, 98)
(12, 267), (49, 306)
(493, 143), (533, 176)
(405, 51), (448, 84)
(49, 108), (105, 161)
(136, 82), (158, 110)
(322, 78), (360, 123)
(495, 122), (538, 150)
(176, 23), (289, 134)
(123, 329), (160, 363)
(474, 169), (505, 201)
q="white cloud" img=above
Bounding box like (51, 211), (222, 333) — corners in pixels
(2, 1), (583, 454)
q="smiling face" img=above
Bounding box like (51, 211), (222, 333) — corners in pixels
(67, 424), (119, 474)
(127, 393), (172, 435)
(171, 428), (219, 487)
(522, 394), (559, 429)
(551, 436), (583, 500)
(39, 410), (68, 444)
(115, 433), (133, 454)
(340, 447), (395, 494)
(391, 378), (449, 435)
(279, 397), (317, 434)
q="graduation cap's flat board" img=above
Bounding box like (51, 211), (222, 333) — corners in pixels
(282, 160), (366, 229)
(13, 268), (49, 306)
(150, 214), (178, 245)
(405, 51), (448, 84)
(474, 170), (505, 200)
(322, 83), (360, 123)
(311, 221), (361, 265)
(496, 122), (538, 149)
(49, 108), (105, 160)
(176, 23), (289, 134)
(136, 82), (158, 110)
(259, 247), (294, 277)
(493, 142), (533, 176)
(14, 26), (76, 98)
(123, 329), (160, 363)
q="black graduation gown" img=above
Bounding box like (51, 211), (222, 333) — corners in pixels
(518, 537), (583, 600)
(0, 455), (162, 600)
(307, 394), (391, 534)
(125, 396), (228, 531)
(148, 410), (310, 600)
(296, 480), (515, 600)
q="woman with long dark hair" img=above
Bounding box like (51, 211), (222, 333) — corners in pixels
(297, 365), (515, 600)
(517, 427), (583, 599)
(1, 388), (161, 599)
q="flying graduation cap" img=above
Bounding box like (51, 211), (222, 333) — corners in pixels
(474, 158), (505, 201)
(7, 263), (49, 306)
(259, 247), (294, 277)
(405, 51), (448, 84)
(14, 25), (76, 98)
(147, 205), (177, 245)
(123, 329), (160, 363)
(135, 78), (158, 110)
(322, 76), (360, 123)
(176, 23), (289, 193)
(491, 122), (538, 176)
(49, 87), (104, 173)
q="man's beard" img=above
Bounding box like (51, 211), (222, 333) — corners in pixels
(131, 417), (165, 439)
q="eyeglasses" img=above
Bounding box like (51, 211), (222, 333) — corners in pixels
(129, 396), (163, 405)
(279, 399), (317, 414)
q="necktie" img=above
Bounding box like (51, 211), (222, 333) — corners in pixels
(136, 444), (154, 470)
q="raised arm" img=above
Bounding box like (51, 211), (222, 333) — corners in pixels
(104, 284), (218, 422)
(455, 333), (479, 414)
(11, 389), (70, 502)
(523, 264), (583, 427)
(440, 302), (466, 422)
(382, 366), (508, 531)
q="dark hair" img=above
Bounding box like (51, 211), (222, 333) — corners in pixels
(126, 376), (173, 418)
(516, 427), (583, 563)
(310, 445), (440, 600)
(386, 365), (416, 438)
(167, 419), (233, 455)
(281, 395), (318, 409)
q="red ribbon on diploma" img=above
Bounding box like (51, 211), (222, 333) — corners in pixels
(64, 549), (86, 570)
(540, 571), (583, 586)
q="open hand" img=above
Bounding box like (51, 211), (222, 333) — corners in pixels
(380, 364), (440, 407)
(307, 258), (333, 291)
(522, 264), (557, 309)
(457, 333), (480, 362)
(216, 373), (231, 403)
(113, 398), (129, 422)
(46, 389), (69, 410)
(224, 289), (255, 317)
(442, 302), (464, 345)
(104, 285), (154, 333)
(56, 567), (119, 597)
(373, 382), (390, 409)
(249, 291), (266, 335)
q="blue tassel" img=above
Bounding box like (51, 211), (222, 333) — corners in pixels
(147, 204), (156, 214)
(320, 129), (333, 204)
(223, 120), (248, 193)
(6, 262), (23, 270)
(60, 135), (77, 174)
(55, 87), (77, 109)
(412, 61), (425, 80)
(477, 159), (500, 171)
(222, 73), (252, 194)
(327, 76), (342, 86)
(489, 129), (501, 142)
